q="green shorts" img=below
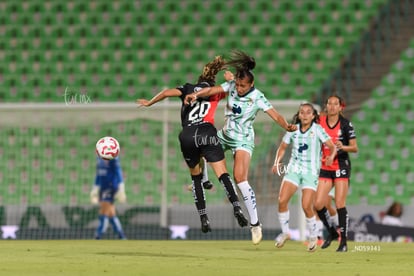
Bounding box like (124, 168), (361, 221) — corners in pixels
(217, 130), (255, 156)
(283, 171), (318, 191)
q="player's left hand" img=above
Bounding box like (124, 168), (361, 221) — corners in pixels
(115, 183), (127, 203)
(224, 71), (234, 82)
(90, 186), (100, 205)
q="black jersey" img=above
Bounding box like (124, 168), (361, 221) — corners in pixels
(177, 82), (226, 128)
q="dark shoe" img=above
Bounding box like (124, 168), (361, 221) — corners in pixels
(321, 229), (339, 249)
(202, 180), (214, 190)
(336, 242), (348, 252)
(201, 216), (211, 233)
(234, 206), (248, 227)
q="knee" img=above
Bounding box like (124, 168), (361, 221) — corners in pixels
(234, 174), (246, 184)
(314, 199), (324, 211)
(302, 206), (314, 217)
(278, 197), (289, 210)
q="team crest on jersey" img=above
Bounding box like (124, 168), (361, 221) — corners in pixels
(338, 129), (342, 137)
(232, 104), (242, 114)
(309, 131), (315, 138)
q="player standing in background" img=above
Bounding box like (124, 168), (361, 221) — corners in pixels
(314, 95), (358, 252)
(136, 56), (248, 233)
(90, 156), (127, 239)
(272, 103), (336, 252)
(185, 50), (297, 245)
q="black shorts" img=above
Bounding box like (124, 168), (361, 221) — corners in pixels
(178, 124), (224, 168)
(319, 159), (351, 181)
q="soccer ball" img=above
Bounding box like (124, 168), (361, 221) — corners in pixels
(95, 136), (120, 160)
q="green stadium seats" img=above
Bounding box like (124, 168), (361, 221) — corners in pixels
(0, 0), (389, 102)
(0, 0), (407, 207)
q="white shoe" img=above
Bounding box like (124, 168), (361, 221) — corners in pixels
(307, 236), (317, 252)
(250, 224), (262, 245)
(275, 233), (290, 248)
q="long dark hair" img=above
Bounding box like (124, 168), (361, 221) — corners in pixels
(197, 56), (227, 86)
(386, 201), (403, 217)
(225, 49), (255, 83)
(291, 103), (319, 124)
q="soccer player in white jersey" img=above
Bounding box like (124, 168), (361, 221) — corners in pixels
(137, 56), (248, 233)
(186, 50), (297, 245)
(272, 103), (336, 251)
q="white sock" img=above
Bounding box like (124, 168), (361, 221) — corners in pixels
(201, 158), (209, 183)
(278, 211), (290, 234)
(316, 220), (323, 237)
(330, 213), (338, 228)
(306, 216), (318, 239)
(238, 181), (259, 225)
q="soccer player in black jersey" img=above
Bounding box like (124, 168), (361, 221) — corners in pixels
(137, 56), (248, 232)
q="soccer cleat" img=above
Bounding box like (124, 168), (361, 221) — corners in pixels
(336, 242), (348, 252)
(321, 228), (339, 249)
(307, 237), (318, 252)
(233, 206), (248, 227)
(200, 216), (211, 233)
(275, 233), (290, 248)
(251, 224), (263, 245)
(202, 180), (214, 190)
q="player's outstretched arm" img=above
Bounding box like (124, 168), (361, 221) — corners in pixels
(137, 88), (182, 107)
(184, 86), (225, 105)
(265, 108), (297, 132)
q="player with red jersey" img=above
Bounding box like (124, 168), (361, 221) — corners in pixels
(136, 56), (248, 233)
(314, 95), (358, 252)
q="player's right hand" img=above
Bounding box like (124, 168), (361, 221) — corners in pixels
(184, 94), (197, 105)
(286, 124), (297, 132)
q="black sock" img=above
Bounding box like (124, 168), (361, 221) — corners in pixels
(337, 207), (349, 242)
(316, 207), (331, 230)
(219, 173), (240, 207)
(191, 173), (206, 216)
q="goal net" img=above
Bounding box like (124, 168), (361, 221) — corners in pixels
(0, 100), (314, 240)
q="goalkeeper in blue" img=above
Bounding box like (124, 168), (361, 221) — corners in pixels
(90, 156), (127, 239)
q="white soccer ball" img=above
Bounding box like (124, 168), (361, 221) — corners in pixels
(95, 136), (120, 160)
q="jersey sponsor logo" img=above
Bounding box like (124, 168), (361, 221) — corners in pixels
(298, 143), (308, 153)
(232, 104), (242, 114)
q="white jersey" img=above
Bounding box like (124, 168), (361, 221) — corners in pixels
(282, 122), (330, 176)
(220, 80), (272, 144)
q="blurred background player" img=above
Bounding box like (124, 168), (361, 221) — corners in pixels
(272, 103), (336, 252)
(380, 201), (404, 227)
(186, 50), (297, 245)
(90, 155), (127, 240)
(314, 95), (358, 252)
(137, 56), (248, 233)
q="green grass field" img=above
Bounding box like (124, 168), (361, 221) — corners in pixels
(0, 240), (412, 276)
